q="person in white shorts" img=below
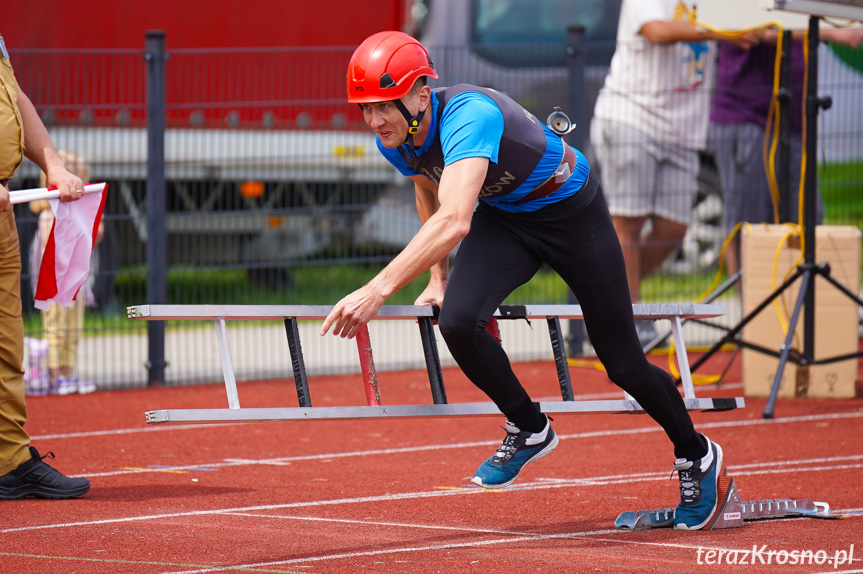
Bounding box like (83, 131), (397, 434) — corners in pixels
(591, 0), (757, 344)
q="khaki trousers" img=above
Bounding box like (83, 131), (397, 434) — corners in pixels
(0, 208), (30, 475)
(43, 300), (84, 370)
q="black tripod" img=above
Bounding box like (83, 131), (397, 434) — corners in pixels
(663, 17), (863, 418)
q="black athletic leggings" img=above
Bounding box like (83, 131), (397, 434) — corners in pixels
(437, 172), (707, 461)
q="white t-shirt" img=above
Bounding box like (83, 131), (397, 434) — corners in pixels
(593, 0), (715, 149)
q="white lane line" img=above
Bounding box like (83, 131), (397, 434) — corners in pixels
(158, 528), (630, 574)
(529, 462), (863, 487)
(225, 513), (532, 536)
(74, 411), (863, 479)
(3, 458), (860, 534)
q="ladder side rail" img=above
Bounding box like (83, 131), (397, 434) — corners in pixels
(145, 396), (746, 424)
(128, 303), (725, 322)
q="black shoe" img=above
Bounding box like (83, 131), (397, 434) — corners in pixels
(0, 447), (90, 500)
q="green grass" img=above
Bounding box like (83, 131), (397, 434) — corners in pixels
(819, 161), (863, 226)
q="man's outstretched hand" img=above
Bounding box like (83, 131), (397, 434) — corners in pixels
(320, 284), (387, 339)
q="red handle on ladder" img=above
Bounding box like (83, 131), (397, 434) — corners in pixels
(356, 325), (382, 406)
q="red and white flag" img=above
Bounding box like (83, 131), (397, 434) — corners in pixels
(29, 183), (108, 310)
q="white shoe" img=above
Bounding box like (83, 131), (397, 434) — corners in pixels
(54, 377), (78, 395)
(75, 379), (97, 394)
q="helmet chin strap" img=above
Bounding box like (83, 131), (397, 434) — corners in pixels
(394, 99), (425, 155)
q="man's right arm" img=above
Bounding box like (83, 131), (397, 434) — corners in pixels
(640, 20), (760, 49)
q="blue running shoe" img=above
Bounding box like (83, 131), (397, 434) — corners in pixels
(673, 438), (724, 530)
(472, 418), (558, 489)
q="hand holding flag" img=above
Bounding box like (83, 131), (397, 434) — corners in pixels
(10, 183), (108, 310)
(9, 182), (105, 205)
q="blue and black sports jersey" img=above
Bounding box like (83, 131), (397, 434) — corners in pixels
(377, 84), (589, 213)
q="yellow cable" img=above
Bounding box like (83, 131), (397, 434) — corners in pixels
(770, 225), (804, 349)
(567, 342), (737, 383)
(799, 27), (810, 253)
(683, 3), (782, 38)
(764, 31), (784, 223)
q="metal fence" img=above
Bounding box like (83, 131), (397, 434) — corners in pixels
(9, 34), (863, 391)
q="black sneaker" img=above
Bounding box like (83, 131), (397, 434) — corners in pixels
(0, 447), (90, 500)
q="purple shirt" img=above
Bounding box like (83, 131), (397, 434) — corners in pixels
(711, 42), (805, 135)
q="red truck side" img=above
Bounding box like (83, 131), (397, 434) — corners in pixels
(3, 1), (408, 49)
(3, 1), (411, 128)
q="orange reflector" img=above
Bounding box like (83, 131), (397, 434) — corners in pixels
(267, 216), (283, 229)
(240, 181), (264, 198)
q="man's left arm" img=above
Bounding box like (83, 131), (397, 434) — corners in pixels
(17, 90), (82, 201)
(321, 156), (488, 339)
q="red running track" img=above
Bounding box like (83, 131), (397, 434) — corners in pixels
(2, 349), (862, 573)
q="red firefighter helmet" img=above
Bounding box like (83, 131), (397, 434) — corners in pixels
(347, 31), (438, 103)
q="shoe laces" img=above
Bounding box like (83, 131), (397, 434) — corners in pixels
(672, 458), (700, 504)
(38, 451), (56, 463)
(493, 428), (522, 463)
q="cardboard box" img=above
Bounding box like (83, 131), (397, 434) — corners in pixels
(741, 224), (860, 399)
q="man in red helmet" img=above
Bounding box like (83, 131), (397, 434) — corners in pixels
(322, 31), (724, 530)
